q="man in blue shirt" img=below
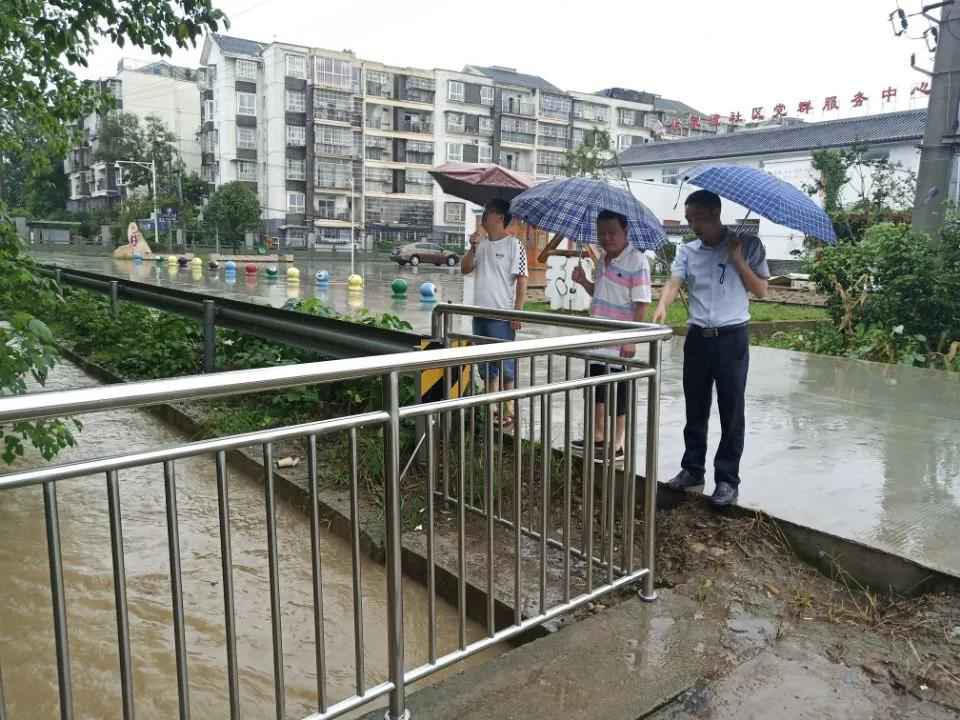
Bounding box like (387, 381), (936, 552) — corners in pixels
(652, 190), (770, 507)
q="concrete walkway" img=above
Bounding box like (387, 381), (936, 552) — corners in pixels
(513, 332), (960, 578)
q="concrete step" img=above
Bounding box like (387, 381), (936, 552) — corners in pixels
(365, 590), (720, 720)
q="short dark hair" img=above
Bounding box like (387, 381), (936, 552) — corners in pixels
(597, 209), (628, 230)
(484, 198), (512, 227)
(685, 189), (722, 212)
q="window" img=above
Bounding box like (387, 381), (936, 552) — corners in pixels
(479, 144), (493, 163)
(316, 125), (352, 155)
(287, 191), (305, 213)
(286, 228), (306, 248)
(479, 116), (493, 134)
(366, 70), (392, 98)
(446, 112), (465, 132)
(238, 161), (257, 181)
(661, 168), (680, 185)
(617, 135), (635, 150)
(286, 157), (305, 180)
(620, 109), (636, 126)
(315, 56), (353, 91)
(236, 59), (258, 81)
(480, 86), (494, 106)
(285, 54), (306, 79)
(446, 143), (463, 162)
(541, 94), (571, 117)
(236, 126), (256, 149)
(448, 80), (465, 102)
(286, 125), (306, 146)
(236, 91), (256, 116)
(406, 169), (433, 195)
(286, 90), (305, 112)
(202, 99), (215, 123)
(445, 202), (466, 225)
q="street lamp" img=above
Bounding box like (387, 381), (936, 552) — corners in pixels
(115, 158), (160, 250)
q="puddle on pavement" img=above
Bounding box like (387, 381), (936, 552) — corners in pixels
(0, 362), (496, 718)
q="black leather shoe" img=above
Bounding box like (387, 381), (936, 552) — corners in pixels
(708, 481), (739, 508)
(666, 469), (705, 492)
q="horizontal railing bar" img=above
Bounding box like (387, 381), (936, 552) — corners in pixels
(399, 368), (655, 419)
(402, 567), (650, 685)
(0, 329), (669, 424)
(0, 411), (389, 490)
(434, 302), (665, 333)
(299, 681), (395, 720)
(447, 332), (655, 372)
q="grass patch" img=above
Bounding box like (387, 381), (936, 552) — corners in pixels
(524, 300), (827, 324)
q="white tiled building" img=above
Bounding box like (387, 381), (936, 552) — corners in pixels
(65, 60), (202, 213)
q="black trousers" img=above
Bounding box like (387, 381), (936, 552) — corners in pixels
(681, 324), (749, 486)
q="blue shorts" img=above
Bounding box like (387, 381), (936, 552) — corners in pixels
(472, 317), (516, 383)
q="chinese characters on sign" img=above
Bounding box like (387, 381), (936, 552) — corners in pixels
(797, 100), (813, 114)
(773, 103), (787, 119)
(823, 96), (839, 111)
(851, 91), (868, 107)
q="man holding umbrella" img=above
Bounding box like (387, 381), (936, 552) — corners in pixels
(653, 189), (770, 508)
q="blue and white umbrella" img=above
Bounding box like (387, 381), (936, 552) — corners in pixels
(509, 177), (667, 251)
(683, 164), (838, 244)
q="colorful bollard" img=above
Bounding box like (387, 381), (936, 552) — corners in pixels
(390, 278), (408, 298)
(419, 281), (438, 302)
(177, 256), (189, 268)
(224, 260), (236, 272)
(347, 273), (364, 291)
(208, 259), (220, 271)
(245, 263), (257, 274)
(167, 255), (178, 265)
(315, 269), (330, 286)
(132, 253), (143, 263)
(286, 266), (300, 283)
(190, 257), (203, 268)
(265, 266), (279, 280)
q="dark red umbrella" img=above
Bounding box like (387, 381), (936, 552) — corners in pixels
(429, 162), (532, 205)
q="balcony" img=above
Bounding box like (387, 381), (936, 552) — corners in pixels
(501, 98), (535, 116)
(399, 119), (433, 135)
(538, 135), (569, 149)
(536, 164), (565, 177)
(403, 151), (434, 166)
(365, 146), (393, 162)
(316, 143), (355, 159)
(315, 107), (357, 125)
(315, 209), (352, 222)
(573, 109), (608, 124)
(500, 131), (535, 146)
(315, 176), (352, 190)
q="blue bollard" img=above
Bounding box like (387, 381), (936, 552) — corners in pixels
(419, 281), (438, 302)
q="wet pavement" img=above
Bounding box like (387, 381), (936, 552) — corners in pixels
(30, 251), (960, 577)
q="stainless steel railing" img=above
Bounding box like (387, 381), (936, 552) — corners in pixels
(0, 306), (671, 720)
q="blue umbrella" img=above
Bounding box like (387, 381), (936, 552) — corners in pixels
(509, 177), (667, 251)
(683, 164), (838, 244)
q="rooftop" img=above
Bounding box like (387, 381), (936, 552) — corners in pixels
(464, 65), (563, 94)
(211, 33), (265, 58)
(617, 109), (927, 166)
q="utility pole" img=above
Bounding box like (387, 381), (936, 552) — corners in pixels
(912, 2), (960, 240)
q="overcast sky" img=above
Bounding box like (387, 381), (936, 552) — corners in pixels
(79, 0), (938, 120)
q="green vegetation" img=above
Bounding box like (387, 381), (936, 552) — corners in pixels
(523, 300), (827, 325)
(205, 182), (262, 252)
(759, 221), (960, 371)
(563, 129), (612, 179)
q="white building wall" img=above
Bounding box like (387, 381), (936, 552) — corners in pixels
(622, 141), (923, 260)
(432, 69), (494, 244)
(260, 45), (289, 227)
(119, 69), (202, 175)
(211, 44), (239, 184)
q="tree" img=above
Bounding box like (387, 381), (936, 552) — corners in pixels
(0, 1), (227, 157)
(563, 129), (613, 178)
(0, 0), (227, 463)
(206, 182), (260, 251)
(181, 172), (209, 209)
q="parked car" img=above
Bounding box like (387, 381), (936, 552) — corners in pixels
(390, 242), (460, 267)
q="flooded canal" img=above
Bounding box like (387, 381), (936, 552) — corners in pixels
(0, 361), (492, 718)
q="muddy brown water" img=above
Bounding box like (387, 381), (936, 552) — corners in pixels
(0, 362), (494, 719)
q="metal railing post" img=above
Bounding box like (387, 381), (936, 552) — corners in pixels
(383, 372), (408, 720)
(641, 339), (662, 602)
(43, 481), (73, 720)
(110, 280), (120, 317)
(203, 300), (217, 373)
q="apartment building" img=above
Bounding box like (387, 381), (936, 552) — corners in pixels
(65, 59), (202, 213)
(195, 34), (720, 248)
